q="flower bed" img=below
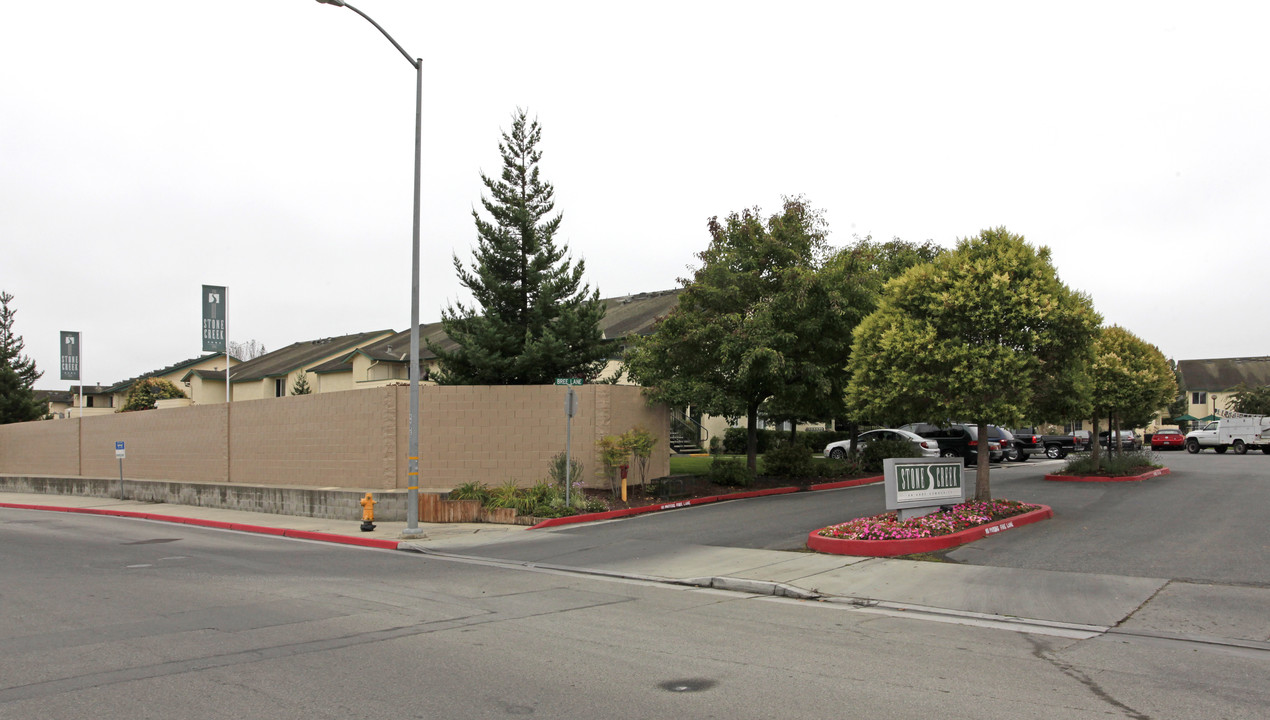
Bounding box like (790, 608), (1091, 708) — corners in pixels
(807, 499), (1052, 557)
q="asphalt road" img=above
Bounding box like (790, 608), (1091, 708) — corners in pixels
(449, 452), (1269, 587)
(4, 509), (1266, 719)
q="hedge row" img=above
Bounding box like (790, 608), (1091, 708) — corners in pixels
(721, 427), (857, 455)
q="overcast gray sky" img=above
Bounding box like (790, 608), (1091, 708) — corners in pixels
(4, 1), (1267, 391)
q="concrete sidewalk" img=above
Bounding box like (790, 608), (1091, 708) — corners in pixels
(4, 491), (1267, 649)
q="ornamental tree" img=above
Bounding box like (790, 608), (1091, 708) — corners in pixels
(845, 227), (1101, 501)
(1087, 326), (1177, 461)
(431, 108), (608, 385)
(291, 370), (312, 395)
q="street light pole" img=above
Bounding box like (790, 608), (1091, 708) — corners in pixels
(316, 0), (425, 538)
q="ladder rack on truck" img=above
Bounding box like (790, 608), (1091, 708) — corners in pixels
(1186, 412), (1270, 455)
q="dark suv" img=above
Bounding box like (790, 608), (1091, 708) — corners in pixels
(898, 423), (1004, 464)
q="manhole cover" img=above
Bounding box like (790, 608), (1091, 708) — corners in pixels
(121, 538), (181, 545)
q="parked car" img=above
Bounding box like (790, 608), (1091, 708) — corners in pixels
(1151, 428), (1186, 451)
(1014, 426), (1079, 458)
(1070, 430), (1091, 452)
(991, 426), (1029, 462)
(1098, 429), (1142, 451)
(822, 429), (939, 460)
(1009, 428), (1044, 459)
(897, 423), (1003, 464)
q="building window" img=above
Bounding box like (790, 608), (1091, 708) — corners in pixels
(275, 378), (286, 397)
(86, 396), (94, 408)
(1191, 391), (1207, 405)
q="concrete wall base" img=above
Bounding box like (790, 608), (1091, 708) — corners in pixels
(0, 474), (419, 521)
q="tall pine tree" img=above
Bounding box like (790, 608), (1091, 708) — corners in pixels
(0, 291), (46, 424)
(431, 109), (607, 385)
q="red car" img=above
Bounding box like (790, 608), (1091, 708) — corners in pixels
(1151, 428), (1185, 450)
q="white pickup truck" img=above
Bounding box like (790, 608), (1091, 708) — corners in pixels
(1185, 414), (1270, 455)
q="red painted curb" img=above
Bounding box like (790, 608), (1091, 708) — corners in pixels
(1045, 467), (1170, 483)
(229, 523), (289, 536)
(528, 486), (804, 529)
(806, 504), (1054, 557)
(1, 502), (399, 549)
(529, 477), (884, 530)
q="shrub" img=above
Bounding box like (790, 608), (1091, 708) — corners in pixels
(859, 439), (922, 473)
(818, 455), (864, 478)
(581, 497), (609, 513)
(708, 457), (754, 487)
(548, 451), (583, 490)
(623, 426), (658, 485)
(1062, 449), (1160, 477)
(449, 481), (489, 503)
(761, 440), (816, 478)
(121, 377), (186, 412)
(708, 436), (724, 455)
(487, 479), (528, 511)
(799, 431), (855, 453)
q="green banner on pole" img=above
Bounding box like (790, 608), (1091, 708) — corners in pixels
(202, 285), (226, 352)
(59, 331), (80, 381)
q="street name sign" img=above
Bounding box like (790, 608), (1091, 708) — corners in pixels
(554, 377), (583, 386)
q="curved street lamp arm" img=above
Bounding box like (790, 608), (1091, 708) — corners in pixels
(317, 0), (420, 69)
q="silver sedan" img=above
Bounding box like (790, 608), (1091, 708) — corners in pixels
(822, 428), (941, 460)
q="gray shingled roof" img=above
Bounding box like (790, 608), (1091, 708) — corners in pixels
(34, 389), (74, 404)
(107, 352), (237, 394)
(600, 289), (683, 339)
(1178, 357), (1270, 391)
(308, 290), (684, 374)
(184, 330), (392, 383)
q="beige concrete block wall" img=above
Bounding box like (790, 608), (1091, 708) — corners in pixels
(603, 384), (672, 482)
(1, 383), (668, 493)
(228, 389), (397, 489)
(0, 417), (81, 475)
(80, 404), (228, 483)
(398, 384), (668, 491)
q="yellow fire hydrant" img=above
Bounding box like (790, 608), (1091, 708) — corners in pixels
(359, 493), (376, 532)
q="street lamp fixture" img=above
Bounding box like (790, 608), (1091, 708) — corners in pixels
(316, 0), (425, 538)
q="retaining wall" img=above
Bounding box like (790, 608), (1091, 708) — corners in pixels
(0, 384), (669, 519)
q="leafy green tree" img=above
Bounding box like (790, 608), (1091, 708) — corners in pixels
(796, 236), (945, 446)
(1087, 326), (1177, 461)
(0, 291), (44, 424)
(291, 370), (312, 395)
(628, 197), (868, 472)
(430, 108), (607, 385)
(1230, 384), (1270, 415)
(121, 377), (186, 412)
(845, 227), (1101, 501)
